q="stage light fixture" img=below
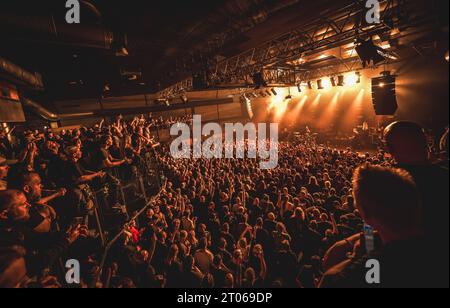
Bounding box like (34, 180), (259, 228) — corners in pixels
(356, 72), (361, 83)
(297, 84), (302, 93)
(266, 90), (273, 96)
(180, 94), (188, 103)
(355, 38), (387, 68)
(271, 88), (278, 96)
(345, 73), (359, 86)
(307, 81), (313, 89)
(330, 77), (337, 87)
(337, 75), (345, 86)
(115, 46), (129, 57)
(317, 79), (324, 90)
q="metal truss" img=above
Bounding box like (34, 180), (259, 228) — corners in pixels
(296, 58), (364, 83)
(156, 77), (193, 99)
(263, 68), (297, 86)
(208, 0), (426, 86)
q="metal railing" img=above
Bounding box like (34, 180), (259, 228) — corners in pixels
(92, 181), (166, 288)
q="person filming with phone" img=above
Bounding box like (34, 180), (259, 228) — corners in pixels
(320, 164), (441, 288)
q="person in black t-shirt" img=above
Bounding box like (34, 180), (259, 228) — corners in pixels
(384, 121), (449, 287)
(63, 146), (105, 189)
(211, 254), (232, 288)
(92, 135), (130, 172)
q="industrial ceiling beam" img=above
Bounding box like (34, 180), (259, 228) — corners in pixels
(207, 0), (434, 87)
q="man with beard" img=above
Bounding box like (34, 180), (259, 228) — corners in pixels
(7, 170), (59, 233)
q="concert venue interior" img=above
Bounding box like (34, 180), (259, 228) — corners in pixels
(0, 0), (448, 290)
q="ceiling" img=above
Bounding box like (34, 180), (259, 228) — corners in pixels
(0, 0), (448, 103)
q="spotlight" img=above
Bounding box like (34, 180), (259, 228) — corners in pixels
(337, 75), (345, 86)
(115, 46), (129, 57)
(345, 73), (359, 86)
(285, 95), (293, 100)
(271, 88), (278, 96)
(115, 34), (130, 57)
(317, 79), (324, 90)
(355, 38), (386, 68)
(307, 81), (313, 89)
(297, 84), (302, 93)
(180, 94), (188, 103)
(160, 98), (170, 107)
(445, 50), (449, 62)
(356, 72), (361, 84)
(154, 99), (165, 105)
(266, 90), (273, 96)
(330, 77), (337, 87)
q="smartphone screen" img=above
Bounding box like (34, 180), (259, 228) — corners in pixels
(363, 224), (376, 255)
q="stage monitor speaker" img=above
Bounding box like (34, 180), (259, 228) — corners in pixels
(371, 75), (398, 115)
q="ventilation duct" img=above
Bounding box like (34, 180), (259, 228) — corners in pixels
(0, 2), (113, 50)
(0, 57), (44, 90)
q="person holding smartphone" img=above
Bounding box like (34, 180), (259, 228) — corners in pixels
(320, 164), (437, 288)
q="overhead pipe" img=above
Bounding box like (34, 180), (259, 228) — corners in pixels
(0, 1), (113, 50)
(59, 112), (95, 119)
(21, 97), (60, 122)
(0, 57), (44, 89)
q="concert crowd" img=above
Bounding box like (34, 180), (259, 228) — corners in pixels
(0, 115), (448, 288)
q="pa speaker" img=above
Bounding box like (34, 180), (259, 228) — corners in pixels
(371, 75), (398, 115)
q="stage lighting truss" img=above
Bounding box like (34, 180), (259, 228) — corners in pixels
(207, 0), (434, 87)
